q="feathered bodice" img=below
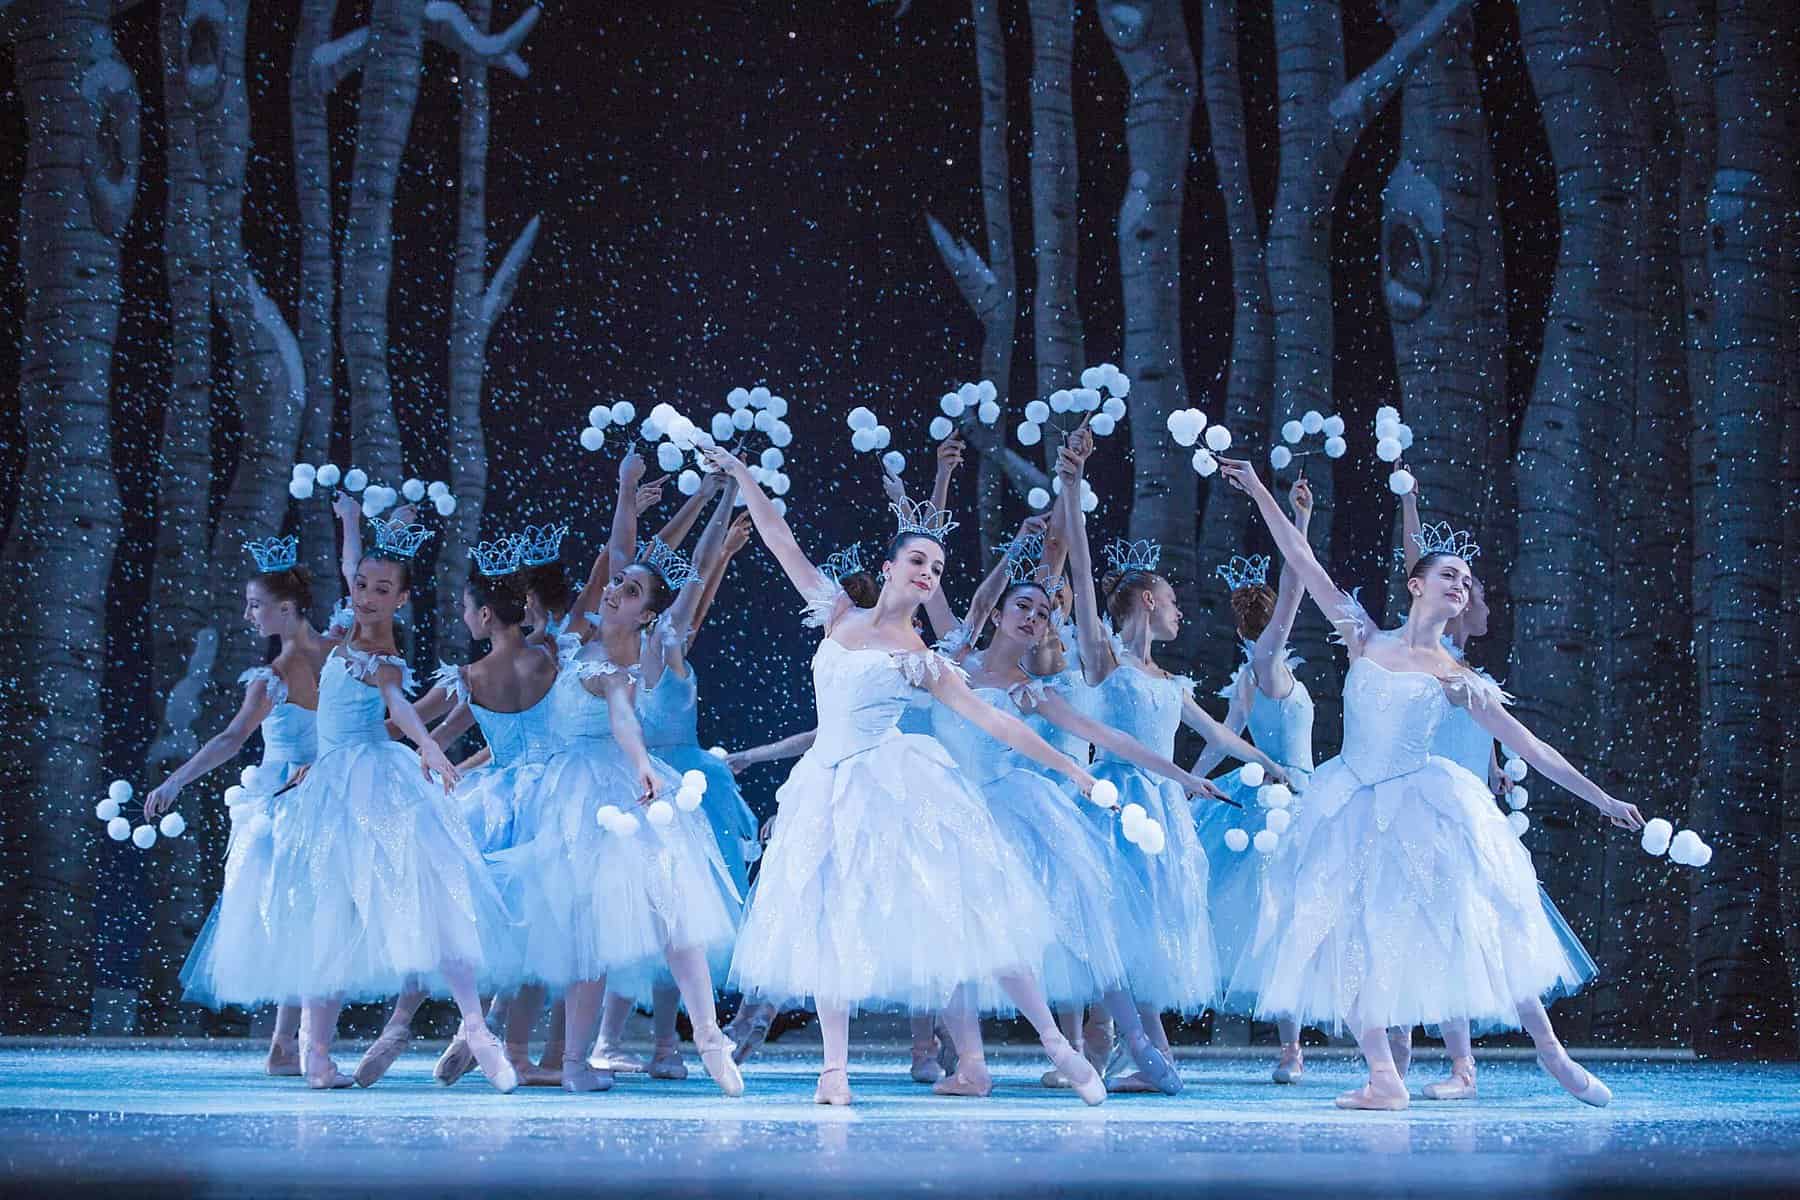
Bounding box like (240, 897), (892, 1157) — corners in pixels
(1224, 644), (1315, 773)
(639, 666), (700, 749)
(549, 637), (640, 744)
(432, 663), (558, 768)
(809, 638), (962, 768)
(1339, 654), (1507, 786)
(238, 667), (316, 766)
(1091, 657), (1191, 762)
(317, 649), (415, 755)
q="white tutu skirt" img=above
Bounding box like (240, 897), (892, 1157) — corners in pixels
(1087, 760), (1218, 1014)
(492, 739), (740, 991)
(981, 768), (1128, 1006)
(1195, 764), (1310, 1017)
(728, 734), (1056, 1014)
(242, 741), (514, 1005)
(180, 761), (304, 1009)
(456, 759), (546, 855)
(1227, 754), (1596, 1036)
(656, 743), (761, 898)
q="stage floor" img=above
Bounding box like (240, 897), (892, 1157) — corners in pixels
(3, 1042), (1798, 1198)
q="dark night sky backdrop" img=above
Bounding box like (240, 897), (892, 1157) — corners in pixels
(2, 1), (1557, 993)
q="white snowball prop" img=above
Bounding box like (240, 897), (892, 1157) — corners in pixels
(610, 810), (642, 836)
(1192, 448), (1219, 477)
(1259, 782), (1293, 810)
(1050, 389), (1074, 413)
(1121, 802), (1148, 833)
(1324, 435), (1348, 459)
(109, 779), (133, 804)
(1507, 810), (1530, 838)
(1203, 425), (1232, 452)
(646, 799), (676, 827)
(929, 416), (954, 440)
(595, 805), (622, 831)
(1270, 446), (1293, 470)
(1224, 828), (1251, 853)
(678, 470), (702, 496)
(675, 787), (704, 813)
(1137, 820), (1167, 855)
(1281, 420), (1304, 444)
(1025, 400), (1050, 424)
(1503, 757), (1528, 782)
(732, 408), (755, 431)
(1088, 779), (1120, 810)
(402, 478), (426, 502)
(315, 463), (341, 487)
(1376, 436), (1404, 463)
(96, 798), (121, 821)
(847, 407), (878, 432)
(158, 812), (187, 838)
(882, 451), (906, 476)
(851, 429), (876, 454)
(343, 468), (369, 492)
(1102, 397), (1127, 421)
(1027, 487), (1051, 510)
(708, 746), (729, 760)
(1301, 410), (1325, 435)
(288, 479), (313, 500)
(1089, 414), (1116, 438)
(1387, 469), (1416, 495)
(1323, 414), (1346, 438)
(132, 824), (158, 850)
(106, 816), (131, 841)
(1018, 421), (1042, 447)
(1669, 829), (1707, 866)
(580, 426), (605, 452)
(770, 498), (787, 518)
(940, 392), (965, 418)
(428, 480), (449, 499)
(435, 495), (457, 516)
(1264, 807), (1292, 835)
(223, 785), (244, 807)
(1239, 762), (1266, 788)
(681, 769), (708, 794)
(871, 426), (892, 450)
(610, 401), (636, 425)
(1253, 829), (1279, 854)
(240, 765), (261, 789)
(1507, 786), (1530, 811)
(978, 399), (1001, 425)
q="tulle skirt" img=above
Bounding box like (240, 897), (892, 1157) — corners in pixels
(456, 759), (547, 855)
(237, 741), (514, 1006)
(1225, 754), (1597, 1036)
(1086, 759), (1218, 1014)
(728, 734), (1056, 1014)
(180, 760), (305, 1009)
(491, 737), (740, 991)
(652, 743), (761, 897)
(1195, 763), (1310, 1016)
(980, 767), (1128, 1006)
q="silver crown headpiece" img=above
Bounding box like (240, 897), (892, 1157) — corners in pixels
(369, 517), (433, 560)
(889, 496), (959, 542)
(635, 537), (700, 591)
(473, 533), (525, 577)
(517, 522), (569, 567)
(1412, 521), (1481, 562)
(245, 535), (298, 574)
(1103, 537), (1162, 576)
(1215, 553), (1270, 591)
(820, 543), (866, 584)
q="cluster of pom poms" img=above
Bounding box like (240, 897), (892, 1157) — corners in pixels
(933, 379), (1002, 449)
(1222, 763), (1293, 854)
(1641, 818), (1713, 867)
(596, 770), (710, 835)
(1165, 406), (1237, 479)
(847, 404), (906, 479)
(96, 779), (186, 850)
(1372, 406), (1418, 495)
(1016, 363), (1129, 451)
(290, 462), (455, 517)
(1271, 408), (1348, 474)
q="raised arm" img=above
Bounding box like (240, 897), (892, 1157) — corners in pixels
(930, 433), (963, 515)
(1252, 475), (1314, 695)
(699, 446), (830, 597)
(1057, 427), (1116, 684)
(1030, 688), (1224, 801)
(653, 471), (722, 551)
(143, 683), (276, 819)
(691, 512), (751, 640)
(1217, 458), (1363, 655)
(1180, 691), (1290, 784)
(1465, 696), (1645, 830)
(334, 492), (363, 594)
(883, 458), (959, 638)
(956, 513), (1050, 660)
(925, 666), (1095, 795)
(1399, 460), (1423, 573)
(725, 727), (817, 775)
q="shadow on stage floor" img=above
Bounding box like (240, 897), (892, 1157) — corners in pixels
(2, 1040), (1796, 1198)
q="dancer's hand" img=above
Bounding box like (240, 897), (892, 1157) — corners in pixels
(879, 466), (908, 506)
(1260, 763), (1291, 788)
(332, 492), (360, 522)
(1014, 513), (1049, 542)
(1072, 767), (1100, 799)
(1180, 772), (1228, 803)
(725, 750), (754, 776)
(723, 513), (753, 558)
(634, 476), (668, 515)
(144, 780), (179, 821)
(1065, 420), (1094, 464)
(635, 765), (661, 804)
(1593, 793), (1645, 831)
(1054, 447), (1082, 488)
(1217, 457), (1271, 502)
(391, 503), (418, 526)
(699, 445), (750, 482)
(936, 434), (965, 475)
(1289, 475), (1313, 519)
(619, 448), (646, 490)
(1488, 763), (1510, 799)
(420, 743), (462, 792)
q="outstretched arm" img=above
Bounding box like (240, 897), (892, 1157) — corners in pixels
(691, 512), (751, 639)
(1467, 699), (1645, 829)
(1190, 675), (1251, 778)
(1181, 692), (1290, 784)
(378, 668), (462, 791)
(1031, 688), (1224, 801)
(334, 492), (363, 594)
(1252, 475), (1314, 695)
(725, 727), (817, 774)
(1058, 427), (1116, 685)
(573, 451), (652, 623)
(144, 684), (275, 819)
(1399, 460), (1423, 574)
(1217, 458), (1364, 655)
(700, 447), (830, 597)
(927, 667), (1095, 794)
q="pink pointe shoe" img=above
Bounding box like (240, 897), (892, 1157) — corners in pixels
(1272, 1042), (1305, 1085)
(461, 1022), (519, 1094)
(1539, 1053), (1611, 1108)
(301, 1043), (354, 1091)
(434, 1034), (475, 1086)
(1335, 1065), (1409, 1111)
(911, 1038), (946, 1084)
(814, 1066), (853, 1106)
(266, 1038), (302, 1077)
(510, 1047), (563, 1087)
(1422, 1056), (1477, 1101)
(561, 1053), (615, 1093)
(587, 1038), (648, 1074)
(353, 1027), (411, 1088)
(694, 1025), (745, 1097)
(1048, 1040), (1106, 1106)
(725, 1008), (772, 1066)
(931, 1062), (994, 1097)
(648, 1041), (689, 1081)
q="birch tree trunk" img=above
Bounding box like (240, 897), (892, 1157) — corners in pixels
(1689, 0), (1795, 1058)
(138, 0), (221, 1032)
(1099, 0), (1200, 668)
(1027, 0), (1083, 401)
(1512, 0), (1636, 1027)
(339, 0), (427, 484)
(1589, 0), (1697, 1044)
(0, 0), (136, 1031)
(1192, 0), (1270, 644)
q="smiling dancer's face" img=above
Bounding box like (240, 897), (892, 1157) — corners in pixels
(1408, 554), (1473, 621)
(881, 536), (945, 606)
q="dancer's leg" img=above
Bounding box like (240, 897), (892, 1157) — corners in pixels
(538, 997), (567, 1073)
(436, 961), (518, 1093)
(590, 989), (648, 1072)
(353, 986), (427, 1087)
(663, 944), (743, 1096)
(1335, 1025), (1409, 1110)
(909, 1011), (945, 1084)
(1388, 1025), (1414, 1078)
(932, 988), (991, 1096)
(1273, 1015), (1305, 1084)
(301, 997), (352, 1090)
(1081, 1006), (1114, 1073)
(559, 978), (613, 1092)
(1096, 989), (1182, 1094)
(814, 1004), (853, 1105)
(267, 1004), (302, 1075)
(1518, 996), (1610, 1106)
(648, 982), (688, 1079)
(1422, 1018), (1477, 1100)
(997, 971), (1103, 1105)
(1039, 1008), (1084, 1087)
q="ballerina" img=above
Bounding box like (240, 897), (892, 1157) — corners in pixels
(487, 513), (746, 1097)
(237, 516), (518, 1091)
(147, 535), (337, 1077)
(932, 535), (1227, 1096)
(1393, 476), (1599, 1103)
(589, 480), (758, 1081)
(350, 532), (563, 1088)
(1057, 430), (1291, 1088)
(703, 444), (1109, 1108)
(1217, 456), (1644, 1111)
(1195, 475), (1321, 1083)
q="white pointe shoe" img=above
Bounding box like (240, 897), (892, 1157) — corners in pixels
(301, 1044), (354, 1091)
(1048, 1040), (1106, 1106)
(462, 1023), (519, 1094)
(561, 1056), (615, 1093)
(587, 1038), (648, 1073)
(1335, 1066), (1409, 1111)
(1540, 1054), (1611, 1108)
(694, 1025), (745, 1097)
(266, 1038), (302, 1077)
(1271, 1042), (1305, 1085)
(814, 1066), (853, 1106)
(1422, 1057), (1477, 1101)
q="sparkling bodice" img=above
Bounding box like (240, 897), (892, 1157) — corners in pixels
(317, 650), (411, 755)
(639, 665), (700, 749)
(239, 668), (316, 766)
(1339, 657), (1457, 785)
(1090, 661), (1190, 764)
(474, 697), (558, 767)
(930, 683), (1054, 786)
(549, 645), (639, 745)
(809, 639), (957, 767)
(1234, 656), (1316, 774)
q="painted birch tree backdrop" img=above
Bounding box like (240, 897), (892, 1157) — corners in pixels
(0, 0), (1794, 1053)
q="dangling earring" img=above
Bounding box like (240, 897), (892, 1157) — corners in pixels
(878, 569), (890, 584)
